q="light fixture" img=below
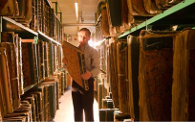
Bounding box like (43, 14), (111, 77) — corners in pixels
(74, 2), (78, 21)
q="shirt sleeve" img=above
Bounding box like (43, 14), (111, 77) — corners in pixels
(90, 49), (100, 77)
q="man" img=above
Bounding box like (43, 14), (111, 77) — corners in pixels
(63, 28), (100, 122)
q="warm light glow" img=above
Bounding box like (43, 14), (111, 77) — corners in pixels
(74, 2), (78, 21)
(88, 38), (94, 47)
(94, 39), (106, 47)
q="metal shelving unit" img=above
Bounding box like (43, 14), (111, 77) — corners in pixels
(118, 0), (195, 39)
(0, 0), (63, 94)
(1, 16), (62, 45)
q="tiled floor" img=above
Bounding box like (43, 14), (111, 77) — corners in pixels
(53, 88), (99, 122)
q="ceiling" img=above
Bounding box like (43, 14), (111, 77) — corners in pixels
(51, 0), (100, 36)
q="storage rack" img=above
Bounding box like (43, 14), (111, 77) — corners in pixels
(0, 1), (63, 92)
(118, 0), (195, 39)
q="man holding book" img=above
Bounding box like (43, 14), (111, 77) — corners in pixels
(63, 28), (100, 122)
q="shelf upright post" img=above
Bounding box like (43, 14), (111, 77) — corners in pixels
(52, 2), (58, 15)
(58, 12), (62, 23)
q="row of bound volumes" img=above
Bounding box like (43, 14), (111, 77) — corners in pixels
(1, 77), (61, 121)
(0, 72), (68, 121)
(0, 31), (63, 118)
(96, 0), (183, 38)
(1, 32), (38, 91)
(0, 0), (63, 42)
(1, 32), (63, 83)
(106, 28), (195, 121)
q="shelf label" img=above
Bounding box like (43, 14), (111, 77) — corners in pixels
(34, 36), (38, 44)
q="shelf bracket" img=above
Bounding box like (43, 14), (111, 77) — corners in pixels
(57, 12), (62, 23)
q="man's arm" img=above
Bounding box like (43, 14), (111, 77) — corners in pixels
(90, 50), (100, 77)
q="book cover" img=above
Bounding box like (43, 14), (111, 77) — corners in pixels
(0, 42), (20, 111)
(62, 41), (89, 91)
(0, 0), (18, 16)
(0, 47), (14, 114)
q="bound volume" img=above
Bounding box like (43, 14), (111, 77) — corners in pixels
(62, 41), (89, 91)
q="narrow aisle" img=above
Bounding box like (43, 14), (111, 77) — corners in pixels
(53, 89), (99, 122)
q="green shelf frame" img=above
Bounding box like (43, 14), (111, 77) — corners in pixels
(2, 17), (38, 39)
(38, 31), (61, 45)
(118, 0), (195, 39)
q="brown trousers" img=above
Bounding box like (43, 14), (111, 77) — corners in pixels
(72, 78), (94, 122)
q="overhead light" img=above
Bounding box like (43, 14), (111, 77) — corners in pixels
(74, 2), (78, 21)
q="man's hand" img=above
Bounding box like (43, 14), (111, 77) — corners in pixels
(62, 57), (68, 65)
(81, 70), (92, 80)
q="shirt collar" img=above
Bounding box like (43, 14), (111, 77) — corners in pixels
(78, 43), (89, 50)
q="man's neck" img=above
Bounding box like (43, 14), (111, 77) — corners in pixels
(79, 43), (88, 50)
(79, 44), (84, 50)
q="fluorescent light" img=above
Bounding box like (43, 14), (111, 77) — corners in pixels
(74, 2), (78, 20)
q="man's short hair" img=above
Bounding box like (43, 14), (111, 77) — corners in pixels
(78, 28), (91, 37)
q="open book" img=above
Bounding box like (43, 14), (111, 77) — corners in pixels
(62, 41), (89, 91)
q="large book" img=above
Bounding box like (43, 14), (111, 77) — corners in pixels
(0, 47), (14, 114)
(0, 0), (18, 16)
(0, 42), (20, 111)
(62, 41), (89, 91)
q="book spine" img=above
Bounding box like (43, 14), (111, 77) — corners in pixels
(41, 41), (45, 79)
(22, 43), (32, 88)
(0, 48), (14, 114)
(0, 54), (7, 117)
(38, 40), (42, 80)
(1, 43), (20, 110)
(44, 42), (49, 77)
(31, 43), (38, 84)
(78, 53), (89, 91)
(19, 38), (24, 94)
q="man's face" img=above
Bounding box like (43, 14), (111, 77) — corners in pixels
(78, 30), (90, 45)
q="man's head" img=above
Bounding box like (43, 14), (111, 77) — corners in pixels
(78, 28), (91, 45)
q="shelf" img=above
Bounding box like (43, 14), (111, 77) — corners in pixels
(38, 31), (61, 45)
(118, 0), (195, 39)
(2, 16), (38, 39)
(24, 83), (37, 92)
